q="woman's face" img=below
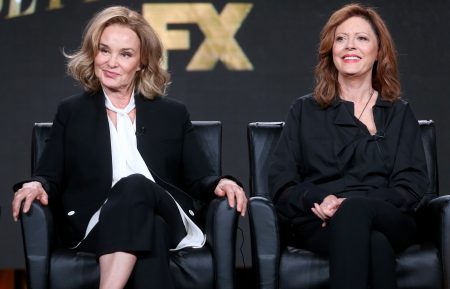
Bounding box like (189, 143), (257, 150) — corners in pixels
(332, 16), (378, 80)
(94, 24), (141, 95)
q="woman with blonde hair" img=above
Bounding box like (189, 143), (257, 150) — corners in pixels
(12, 6), (247, 289)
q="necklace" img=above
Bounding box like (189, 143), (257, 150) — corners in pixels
(357, 88), (375, 120)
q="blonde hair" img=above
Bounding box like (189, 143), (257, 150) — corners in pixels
(65, 6), (170, 98)
(314, 3), (400, 107)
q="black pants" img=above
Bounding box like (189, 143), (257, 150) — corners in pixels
(291, 197), (416, 289)
(78, 174), (187, 289)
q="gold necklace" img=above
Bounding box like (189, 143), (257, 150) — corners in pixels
(357, 89), (375, 120)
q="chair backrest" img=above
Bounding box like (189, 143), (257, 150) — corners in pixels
(418, 120), (439, 196)
(247, 120), (438, 199)
(31, 120), (222, 178)
(247, 122), (284, 198)
(191, 121), (222, 176)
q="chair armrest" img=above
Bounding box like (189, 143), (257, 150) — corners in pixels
(249, 196), (280, 289)
(427, 195), (450, 289)
(205, 197), (239, 289)
(20, 201), (54, 289)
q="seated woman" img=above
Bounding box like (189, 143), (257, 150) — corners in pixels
(11, 6), (247, 289)
(269, 4), (428, 289)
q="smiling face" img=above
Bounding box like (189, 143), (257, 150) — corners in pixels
(94, 24), (141, 95)
(332, 16), (378, 80)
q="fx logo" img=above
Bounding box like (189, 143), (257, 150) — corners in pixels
(143, 3), (254, 71)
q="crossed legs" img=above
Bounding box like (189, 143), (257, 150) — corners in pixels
(79, 174), (186, 289)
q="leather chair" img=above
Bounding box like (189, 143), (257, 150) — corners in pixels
(20, 121), (238, 289)
(248, 120), (450, 289)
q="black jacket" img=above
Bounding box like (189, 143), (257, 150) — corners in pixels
(269, 94), (429, 225)
(17, 91), (220, 244)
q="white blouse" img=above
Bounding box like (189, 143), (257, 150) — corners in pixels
(74, 93), (205, 250)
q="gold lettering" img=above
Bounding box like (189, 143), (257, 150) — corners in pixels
(48, 0), (97, 11)
(0, 0), (99, 17)
(48, 0), (63, 10)
(7, 0), (37, 18)
(143, 3), (253, 71)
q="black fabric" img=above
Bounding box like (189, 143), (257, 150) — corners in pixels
(21, 92), (220, 245)
(78, 174), (186, 255)
(291, 198), (416, 255)
(270, 95), (428, 288)
(20, 121), (238, 289)
(370, 231), (397, 289)
(125, 216), (175, 289)
(247, 120), (448, 289)
(286, 197), (417, 289)
(295, 197), (416, 289)
(269, 95), (429, 218)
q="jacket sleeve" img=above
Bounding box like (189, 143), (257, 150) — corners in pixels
(24, 100), (69, 199)
(363, 104), (429, 212)
(180, 106), (224, 201)
(269, 100), (330, 220)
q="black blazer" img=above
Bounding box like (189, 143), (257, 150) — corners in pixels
(22, 92), (220, 244)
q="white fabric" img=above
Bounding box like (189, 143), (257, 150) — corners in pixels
(104, 94), (154, 186)
(74, 92), (205, 250)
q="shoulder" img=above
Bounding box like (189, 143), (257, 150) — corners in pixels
(390, 98), (417, 118)
(57, 91), (101, 112)
(157, 96), (188, 111)
(138, 95), (188, 112)
(288, 93), (323, 113)
(380, 96), (411, 110)
(137, 95), (190, 123)
(393, 98), (409, 108)
(382, 98), (420, 128)
(295, 93), (316, 105)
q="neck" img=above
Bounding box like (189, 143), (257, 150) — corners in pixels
(338, 72), (374, 103)
(339, 81), (373, 103)
(103, 87), (134, 109)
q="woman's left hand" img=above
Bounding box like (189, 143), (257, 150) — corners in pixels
(214, 178), (247, 217)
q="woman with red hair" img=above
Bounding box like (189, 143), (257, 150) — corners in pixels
(270, 4), (428, 289)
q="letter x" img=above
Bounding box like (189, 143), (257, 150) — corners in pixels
(143, 3), (253, 71)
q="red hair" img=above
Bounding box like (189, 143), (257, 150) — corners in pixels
(314, 3), (400, 107)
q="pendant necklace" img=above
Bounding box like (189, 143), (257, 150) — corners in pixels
(357, 88), (375, 120)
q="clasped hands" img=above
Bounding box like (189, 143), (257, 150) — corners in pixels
(311, 195), (345, 227)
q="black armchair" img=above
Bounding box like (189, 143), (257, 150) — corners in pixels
(21, 121), (239, 289)
(248, 120), (450, 289)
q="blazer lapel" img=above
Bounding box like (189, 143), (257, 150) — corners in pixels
(93, 91), (113, 195)
(134, 94), (162, 170)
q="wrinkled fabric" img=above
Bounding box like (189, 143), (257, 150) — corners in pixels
(270, 94), (429, 227)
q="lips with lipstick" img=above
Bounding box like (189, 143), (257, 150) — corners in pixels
(343, 54), (361, 62)
(103, 70), (120, 78)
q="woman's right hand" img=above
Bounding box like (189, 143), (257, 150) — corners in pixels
(311, 194), (345, 227)
(12, 181), (48, 222)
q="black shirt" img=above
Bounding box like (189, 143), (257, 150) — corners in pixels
(269, 94), (429, 225)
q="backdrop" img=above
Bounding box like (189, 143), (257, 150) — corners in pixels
(1, 0), (449, 269)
